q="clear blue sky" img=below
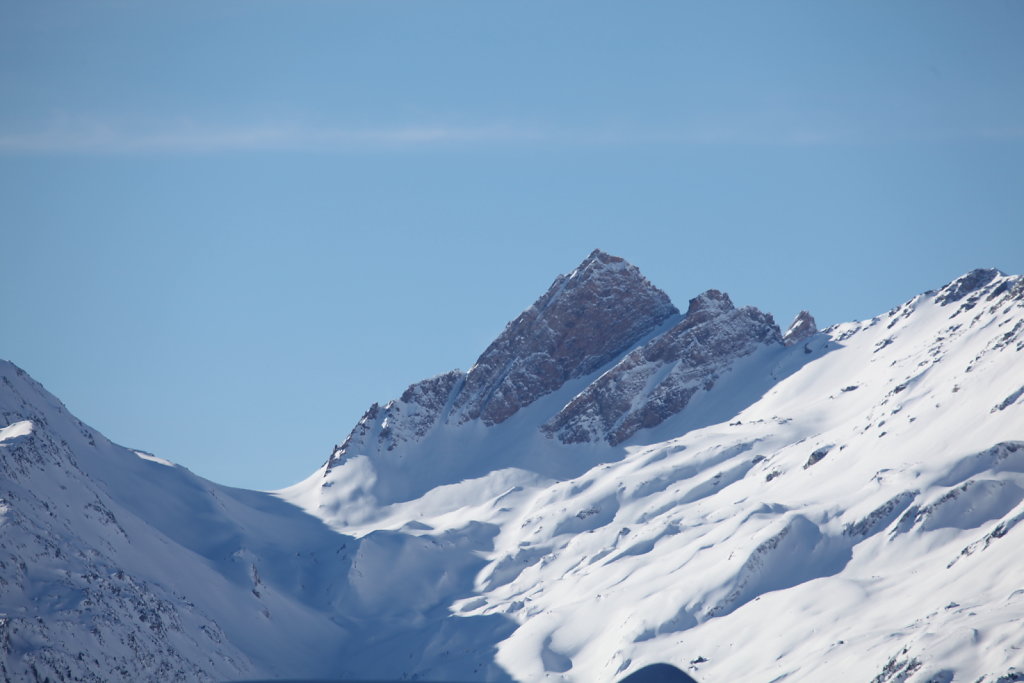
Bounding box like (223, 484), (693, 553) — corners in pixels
(2, 1), (1022, 489)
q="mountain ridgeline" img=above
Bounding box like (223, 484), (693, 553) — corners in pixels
(327, 249), (793, 470)
(3, 251), (1024, 683)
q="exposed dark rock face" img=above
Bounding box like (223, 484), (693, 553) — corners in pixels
(935, 269), (1002, 305)
(783, 310), (817, 346)
(543, 290), (782, 445)
(803, 444), (833, 469)
(450, 249), (679, 425)
(331, 266), (787, 458)
(326, 251), (809, 460)
(992, 386), (1024, 413)
(327, 250), (679, 466)
(994, 275), (1024, 302)
(935, 270), (1024, 329)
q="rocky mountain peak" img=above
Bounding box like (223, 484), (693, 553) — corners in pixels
(935, 268), (1003, 305)
(686, 289), (734, 317)
(449, 250), (679, 425)
(783, 310), (818, 346)
(324, 250), (680, 468)
(573, 248), (625, 272)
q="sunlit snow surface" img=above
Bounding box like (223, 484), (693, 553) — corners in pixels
(284, 273), (1024, 682)
(2, 270), (1023, 682)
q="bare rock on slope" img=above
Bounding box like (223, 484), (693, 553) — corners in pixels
(783, 310), (817, 346)
(935, 268), (1002, 306)
(450, 249), (679, 426)
(327, 370), (464, 468)
(543, 290), (782, 445)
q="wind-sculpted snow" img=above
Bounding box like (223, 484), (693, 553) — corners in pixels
(843, 490), (918, 538)
(894, 478), (1024, 534)
(703, 514), (851, 620)
(295, 265), (1024, 682)
(5, 259), (1024, 682)
(936, 441), (1024, 486)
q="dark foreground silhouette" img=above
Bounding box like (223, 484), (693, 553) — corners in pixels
(618, 663), (699, 683)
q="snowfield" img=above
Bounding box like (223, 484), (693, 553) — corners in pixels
(2, 254), (1023, 682)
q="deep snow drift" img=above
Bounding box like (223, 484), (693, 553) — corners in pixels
(2, 252), (1023, 682)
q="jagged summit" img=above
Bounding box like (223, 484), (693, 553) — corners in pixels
(685, 288), (734, 316)
(449, 249), (678, 425)
(323, 259), (1022, 473)
(571, 248), (628, 275)
(325, 250), (679, 469)
(783, 310), (817, 346)
(326, 252), (801, 464)
(543, 289), (782, 445)
(935, 268), (1004, 305)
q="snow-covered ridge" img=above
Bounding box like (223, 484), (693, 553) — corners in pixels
(3, 259), (1024, 682)
(293, 263), (1024, 682)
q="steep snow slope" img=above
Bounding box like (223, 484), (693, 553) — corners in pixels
(285, 265), (1024, 682)
(3, 254), (1023, 682)
(469, 271), (1024, 683)
(0, 362), (510, 682)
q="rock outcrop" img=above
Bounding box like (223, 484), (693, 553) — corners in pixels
(935, 268), (1003, 305)
(326, 370), (464, 469)
(783, 310), (817, 346)
(543, 290), (782, 445)
(450, 249), (679, 426)
(327, 251), (797, 463)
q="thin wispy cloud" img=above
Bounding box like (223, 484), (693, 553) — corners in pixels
(0, 122), (547, 154)
(1, 118), (1021, 155)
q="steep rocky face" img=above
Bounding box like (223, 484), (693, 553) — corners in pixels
(324, 250), (678, 472)
(543, 290), (782, 445)
(783, 310), (817, 346)
(449, 249), (679, 426)
(326, 253), (790, 462)
(935, 269), (1024, 329)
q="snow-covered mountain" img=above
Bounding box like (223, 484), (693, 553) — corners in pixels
(3, 251), (1023, 682)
